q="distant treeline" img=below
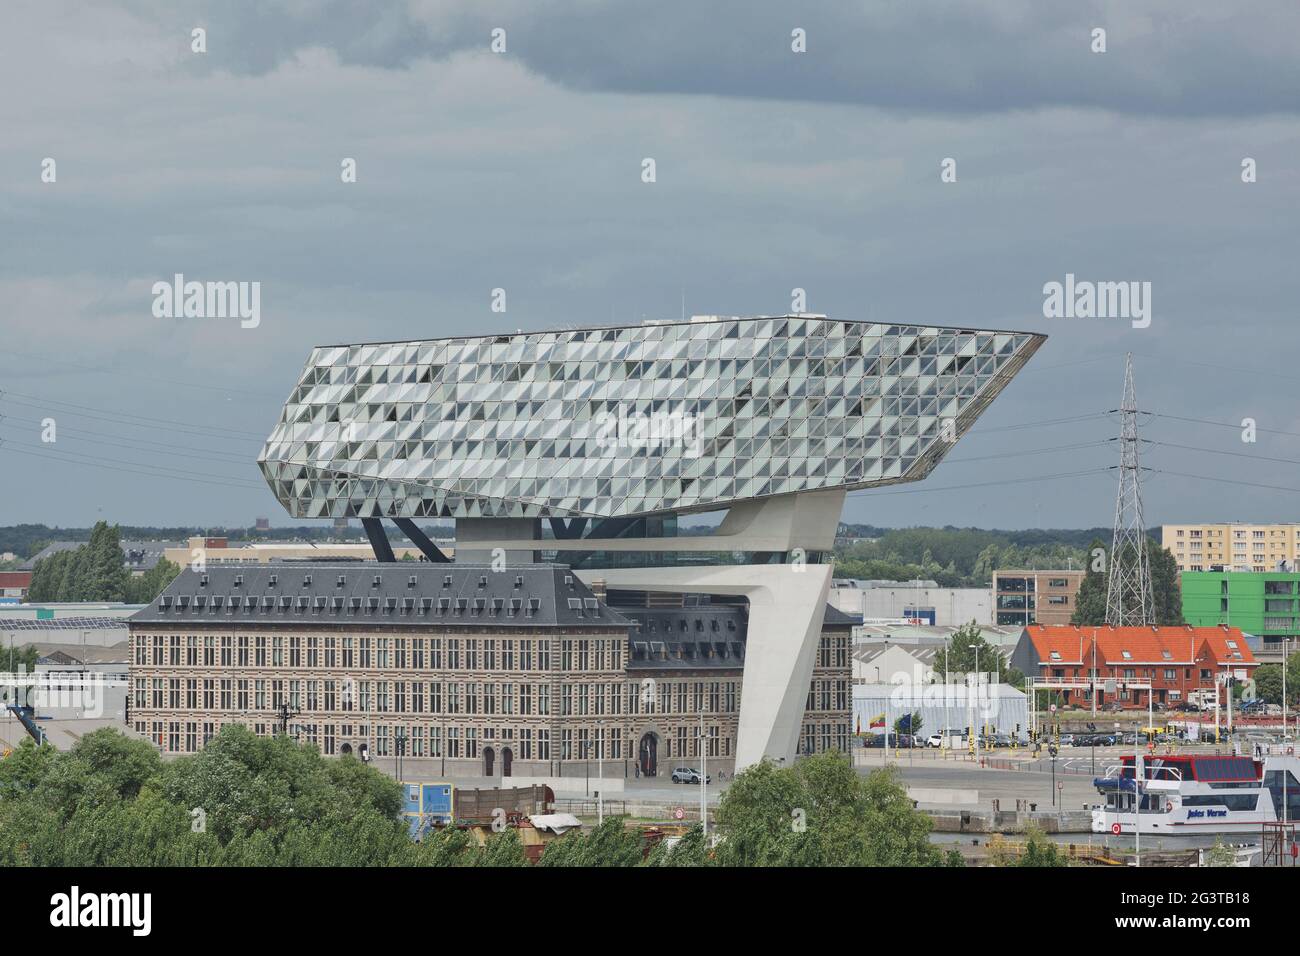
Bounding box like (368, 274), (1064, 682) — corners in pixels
(832, 525), (1134, 588)
(0, 523), (456, 560)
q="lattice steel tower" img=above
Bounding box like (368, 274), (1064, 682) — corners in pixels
(1105, 353), (1153, 625)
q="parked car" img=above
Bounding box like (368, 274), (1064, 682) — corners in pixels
(1092, 734), (1117, 747)
(671, 767), (711, 785)
(1073, 733), (1095, 747)
(988, 734), (1013, 748)
(926, 734), (945, 748)
(1060, 734), (1076, 747)
(863, 735), (885, 748)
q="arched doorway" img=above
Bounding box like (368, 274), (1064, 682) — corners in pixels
(502, 748), (513, 778)
(340, 742), (353, 756)
(483, 746), (495, 777)
(638, 732), (659, 777)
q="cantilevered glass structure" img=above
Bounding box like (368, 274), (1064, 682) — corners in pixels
(258, 315), (1044, 767)
(258, 316), (1044, 522)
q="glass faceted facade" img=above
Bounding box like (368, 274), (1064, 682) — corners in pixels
(258, 316), (1044, 521)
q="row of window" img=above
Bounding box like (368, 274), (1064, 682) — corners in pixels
(132, 675), (852, 718)
(134, 634), (632, 673)
(136, 718), (852, 759)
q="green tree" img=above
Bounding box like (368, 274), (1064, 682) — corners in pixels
(1018, 824), (1068, 867)
(539, 815), (644, 867)
(645, 823), (711, 867)
(1203, 838), (1236, 867)
(936, 621), (1015, 682)
(1071, 539), (1182, 626)
(126, 557), (181, 604)
(1252, 653), (1300, 707)
(711, 753), (941, 867)
(895, 712), (923, 736)
(1070, 539), (1109, 625)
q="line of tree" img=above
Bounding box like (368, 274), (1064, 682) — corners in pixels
(936, 621), (1026, 689)
(1252, 652), (1300, 707)
(25, 521), (180, 604)
(832, 526), (1106, 587)
(0, 523), (459, 560)
(0, 727), (968, 867)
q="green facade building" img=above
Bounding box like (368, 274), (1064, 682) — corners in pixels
(1180, 571), (1298, 660)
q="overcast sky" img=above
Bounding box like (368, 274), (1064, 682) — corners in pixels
(2, 1), (1298, 531)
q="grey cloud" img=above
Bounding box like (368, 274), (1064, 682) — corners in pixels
(118, 0), (1300, 117)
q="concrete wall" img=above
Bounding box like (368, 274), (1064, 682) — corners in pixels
(830, 585), (992, 626)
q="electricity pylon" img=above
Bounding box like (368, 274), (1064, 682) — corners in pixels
(1105, 353), (1153, 625)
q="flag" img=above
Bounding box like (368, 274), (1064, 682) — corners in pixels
(870, 713), (886, 729)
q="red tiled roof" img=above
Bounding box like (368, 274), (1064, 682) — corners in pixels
(1195, 627), (1257, 667)
(0, 571), (32, 587)
(1025, 624), (1257, 668)
(1023, 625), (1089, 664)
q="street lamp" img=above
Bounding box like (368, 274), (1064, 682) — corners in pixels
(699, 713), (708, 841)
(970, 644), (981, 761)
(595, 719), (605, 826)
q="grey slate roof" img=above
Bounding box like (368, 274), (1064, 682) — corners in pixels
(623, 606), (748, 671)
(822, 604), (858, 628)
(620, 602), (848, 671)
(130, 563), (630, 630)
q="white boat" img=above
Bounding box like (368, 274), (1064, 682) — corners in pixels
(1091, 752), (1300, 835)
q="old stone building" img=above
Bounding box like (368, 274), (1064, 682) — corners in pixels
(128, 563), (851, 777)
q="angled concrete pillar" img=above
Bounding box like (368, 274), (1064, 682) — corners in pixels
(578, 561), (834, 768)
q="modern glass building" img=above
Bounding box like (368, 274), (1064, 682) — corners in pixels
(250, 315), (1044, 767)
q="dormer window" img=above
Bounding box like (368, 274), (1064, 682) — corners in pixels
(1121, 650), (1132, 660)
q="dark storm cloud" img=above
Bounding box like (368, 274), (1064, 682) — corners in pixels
(139, 0), (1300, 117)
(0, 1), (1297, 528)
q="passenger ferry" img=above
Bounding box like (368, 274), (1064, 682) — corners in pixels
(1091, 753), (1300, 835)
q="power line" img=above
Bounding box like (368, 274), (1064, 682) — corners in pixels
(0, 417), (261, 465)
(1147, 412), (1300, 441)
(967, 412), (1112, 435)
(0, 436), (266, 487)
(940, 438), (1112, 465)
(0, 349), (284, 399)
(1151, 469), (1300, 497)
(1151, 440), (1300, 468)
(857, 467), (1112, 497)
(0, 393), (266, 442)
(0, 445), (270, 492)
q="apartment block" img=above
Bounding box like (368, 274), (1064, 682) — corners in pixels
(1163, 523), (1300, 573)
(992, 570), (1085, 627)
